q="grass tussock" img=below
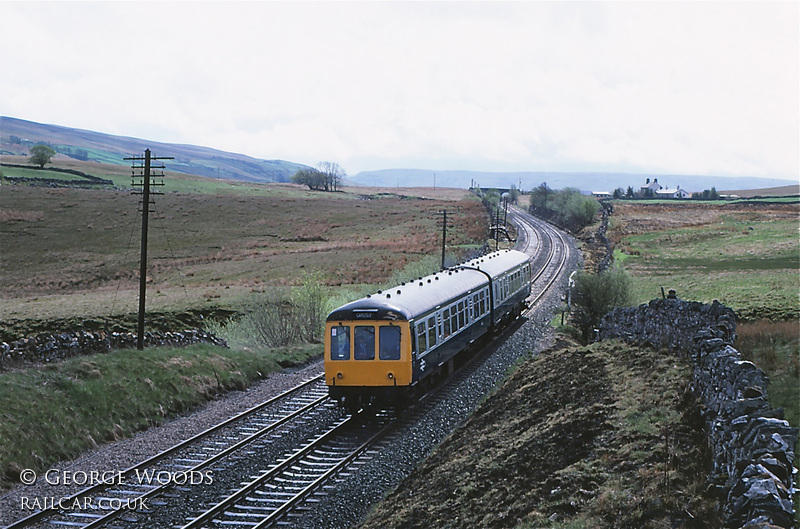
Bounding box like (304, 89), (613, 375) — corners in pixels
(735, 320), (800, 428)
(0, 343), (320, 489)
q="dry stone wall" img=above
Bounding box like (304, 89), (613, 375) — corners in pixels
(599, 298), (797, 529)
(0, 330), (227, 371)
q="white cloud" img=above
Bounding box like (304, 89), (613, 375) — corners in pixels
(1, 1), (797, 179)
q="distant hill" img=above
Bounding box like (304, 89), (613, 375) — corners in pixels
(351, 168), (796, 194)
(0, 116), (310, 183)
(719, 184), (799, 198)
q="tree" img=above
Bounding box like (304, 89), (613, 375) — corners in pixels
(570, 266), (633, 343)
(529, 182), (551, 209)
(29, 144), (56, 168)
(291, 162), (346, 192)
(291, 168), (326, 190)
(292, 272), (328, 343)
(317, 161), (345, 191)
(625, 186), (635, 199)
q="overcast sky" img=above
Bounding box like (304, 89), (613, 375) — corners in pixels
(2, 1), (797, 180)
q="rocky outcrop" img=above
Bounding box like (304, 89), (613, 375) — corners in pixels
(599, 298), (797, 529)
(0, 330), (227, 370)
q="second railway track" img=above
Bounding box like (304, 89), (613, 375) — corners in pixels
(3, 375), (331, 529)
(3, 208), (576, 529)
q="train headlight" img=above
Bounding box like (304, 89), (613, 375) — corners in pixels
(337, 372), (343, 379)
(387, 372), (394, 379)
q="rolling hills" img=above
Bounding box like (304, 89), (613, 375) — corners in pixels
(0, 116), (309, 183)
(3, 116), (796, 193)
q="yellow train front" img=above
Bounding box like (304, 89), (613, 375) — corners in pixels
(325, 249), (531, 410)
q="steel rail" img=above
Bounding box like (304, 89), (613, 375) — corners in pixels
(3, 374), (325, 529)
(79, 394), (330, 529)
(509, 205), (570, 310)
(180, 411), (393, 529)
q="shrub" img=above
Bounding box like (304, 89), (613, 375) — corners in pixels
(528, 186), (599, 232)
(571, 266), (634, 343)
(213, 274), (329, 348)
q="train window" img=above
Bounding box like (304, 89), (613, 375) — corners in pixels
(330, 326), (350, 360)
(443, 308), (451, 337)
(379, 326), (401, 360)
(457, 301), (465, 328)
(354, 326), (375, 360)
(451, 303), (459, 330)
(416, 322), (427, 353)
(427, 316), (437, 348)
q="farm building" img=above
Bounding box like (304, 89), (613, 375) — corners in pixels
(655, 186), (691, 199)
(640, 178), (662, 194)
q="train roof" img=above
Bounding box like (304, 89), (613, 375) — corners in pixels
(326, 249), (530, 322)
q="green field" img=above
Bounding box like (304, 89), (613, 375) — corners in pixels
(612, 203), (799, 321)
(609, 200), (799, 428)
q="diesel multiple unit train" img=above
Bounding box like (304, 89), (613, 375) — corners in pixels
(324, 249), (532, 410)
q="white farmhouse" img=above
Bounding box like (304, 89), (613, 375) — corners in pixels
(655, 185), (690, 199)
(640, 178), (662, 194)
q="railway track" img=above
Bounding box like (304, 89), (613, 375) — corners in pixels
(3, 375), (330, 529)
(509, 205), (571, 309)
(180, 410), (395, 529)
(173, 208), (574, 529)
(4, 208), (573, 529)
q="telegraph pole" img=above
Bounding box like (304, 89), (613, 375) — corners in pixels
(125, 149), (172, 350)
(440, 209), (447, 269)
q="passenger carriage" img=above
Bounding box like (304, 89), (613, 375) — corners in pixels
(324, 249), (531, 410)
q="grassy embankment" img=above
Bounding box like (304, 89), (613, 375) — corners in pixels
(0, 343), (315, 488)
(361, 340), (718, 528)
(608, 201), (799, 427)
(0, 162), (492, 488)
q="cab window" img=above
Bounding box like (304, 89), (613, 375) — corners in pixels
(354, 325), (375, 360)
(330, 326), (350, 360)
(379, 326), (401, 360)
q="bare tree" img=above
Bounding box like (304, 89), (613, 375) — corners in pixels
(317, 161), (345, 191)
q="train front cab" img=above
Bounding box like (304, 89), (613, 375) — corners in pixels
(325, 319), (413, 411)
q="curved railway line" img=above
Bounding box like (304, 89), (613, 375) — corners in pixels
(3, 207), (575, 529)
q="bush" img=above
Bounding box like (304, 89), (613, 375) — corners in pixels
(212, 274), (329, 348)
(528, 186), (599, 232)
(571, 266), (633, 343)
